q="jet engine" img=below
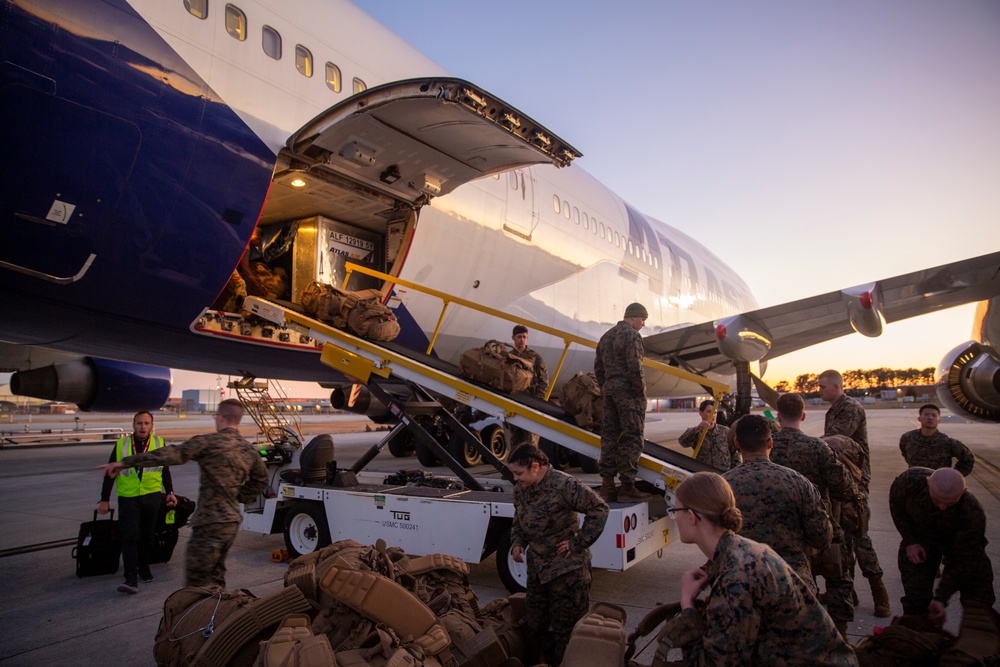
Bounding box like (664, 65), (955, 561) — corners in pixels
(935, 341), (1000, 422)
(11, 359), (171, 412)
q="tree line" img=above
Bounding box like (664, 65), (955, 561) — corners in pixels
(774, 367), (937, 394)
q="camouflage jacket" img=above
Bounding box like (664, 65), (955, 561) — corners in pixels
(723, 457), (832, 583)
(889, 467), (990, 603)
(824, 394), (869, 489)
(679, 424), (740, 470)
(509, 346), (549, 399)
(898, 429), (975, 476)
(594, 320), (645, 398)
(770, 427), (854, 503)
(511, 467), (609, 585)
(122, 427), (268, 526)
(679, 530), (859, 667)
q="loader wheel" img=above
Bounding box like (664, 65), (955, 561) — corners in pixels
(482, 425), (510, 462)
(449, 434), (482, 468)
(414, 439), (441, 467)
(387, 430), (415, 458)
(539, 439), (574, 471)
(496, 527), (528, 593)
(283, 502), (331, 558)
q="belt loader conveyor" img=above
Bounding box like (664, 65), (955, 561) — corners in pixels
(240, 295), (722, 591)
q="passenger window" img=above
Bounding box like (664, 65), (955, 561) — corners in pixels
(225, 5), (246, 40)
(325, 62), (342, 93)
(563, 200), (570, 219)
(508, 172), (518, 190)
(185, 0), (208, 19)
(553, 195), (560, 214)
(582, 212), (588, 228)
(614, 231), (620, 247)
(599, 222), (606, 239)
(262, 26), (281, 59)
(574, 207), (580, 225)
(353, 77), (367, 94)
(295, 45), (313, 77)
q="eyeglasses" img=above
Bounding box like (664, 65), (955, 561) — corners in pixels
(667, 506), (700, 519)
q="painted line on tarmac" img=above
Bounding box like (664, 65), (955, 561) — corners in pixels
(0, 538), (76, 558)
(971, 455), (1000, 502)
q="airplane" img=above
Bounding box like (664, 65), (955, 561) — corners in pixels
(3, 0), (1000, 425)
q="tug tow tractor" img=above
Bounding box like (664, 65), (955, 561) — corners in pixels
(239, 269), (728, 592)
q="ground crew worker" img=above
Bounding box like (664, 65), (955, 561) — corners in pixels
(723, 414), (832, 597)
(769, 393), (856, 632)
(819, 369), (891, 617)
(595, 302), (653, 502)
(889, 466), (994, 624)
(508, 444), (608, 665)
(97, 399), (268, 588)
(669, 472), (858, 666)
(678, 399), (740, 470)
(508, 324), (549, 446)
(98, 411), (176, 594)
(899, 403), (975, 475)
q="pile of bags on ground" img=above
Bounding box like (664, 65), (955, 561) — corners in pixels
(300, 283), (400, 342)
(153, 539), (526, 667)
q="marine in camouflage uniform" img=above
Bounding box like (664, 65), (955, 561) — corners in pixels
(508, 325), (550, 445)
(723, 456), (832, 594)
(820, 374), (888, 614)
(595, 303), (649, 501)
(510, 462), (608, 664)
(898, 404), (975, 475)
(899, 429), (975, 474)
(677, 530), (859, 667)
(889, 466), (994, 615)
(770, 422), (856, 623)
(679, 416), (740, 470)
(116, 401), (268, 587)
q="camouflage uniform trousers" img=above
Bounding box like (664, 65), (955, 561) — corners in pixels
(843, 499), (883, 582)
(186, 521), (241, 587)
(818, 526), (855, 623)
(598, 391), (645, 483)
(526, 566), (591, 665)
(897, 542), (996, 615)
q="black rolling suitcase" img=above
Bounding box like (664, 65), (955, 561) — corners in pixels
(73, 510), (122, 577)
(149, 495), (195, 564)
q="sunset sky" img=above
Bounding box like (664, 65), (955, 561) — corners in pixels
(169, 0), (1000, 398)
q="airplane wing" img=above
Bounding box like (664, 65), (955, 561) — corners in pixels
(642, 251), (1000, 373)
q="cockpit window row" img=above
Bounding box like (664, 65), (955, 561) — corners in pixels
(185, 1), (366, 94)
(551, 195), (658, 270)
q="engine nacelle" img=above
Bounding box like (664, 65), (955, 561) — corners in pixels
(10, 359), (171, 412)
(842, 282), (885, 338)
(935, 341), (1000, 422)
(714, 315), (772, 363)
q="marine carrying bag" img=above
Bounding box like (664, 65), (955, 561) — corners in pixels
(458, 341), (533, 394)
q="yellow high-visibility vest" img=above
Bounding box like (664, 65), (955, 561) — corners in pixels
(115, 435), (165, 497)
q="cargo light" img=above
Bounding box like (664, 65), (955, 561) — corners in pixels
(290, 178), (306, 188)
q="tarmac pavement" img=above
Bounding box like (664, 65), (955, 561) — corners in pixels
(1, 408), (998, 665)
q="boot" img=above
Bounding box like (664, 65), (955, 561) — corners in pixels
(598, 477), (618, 503)
(870, 576), (891, 617)
(617, 480), (654, 502)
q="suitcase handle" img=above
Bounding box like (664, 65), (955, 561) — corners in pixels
(92, 509), (115, 521)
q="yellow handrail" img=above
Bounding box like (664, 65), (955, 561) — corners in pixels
(342, 262), (731, 397)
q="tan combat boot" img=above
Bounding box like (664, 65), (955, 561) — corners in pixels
(598, 476), (618, 502)
(870, 576), (891, 617)
(617, 480), (654, 502)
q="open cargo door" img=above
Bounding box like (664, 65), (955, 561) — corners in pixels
(260, 77), (582, 231)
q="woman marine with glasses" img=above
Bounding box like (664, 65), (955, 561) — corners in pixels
(667, 472), (858, 666)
